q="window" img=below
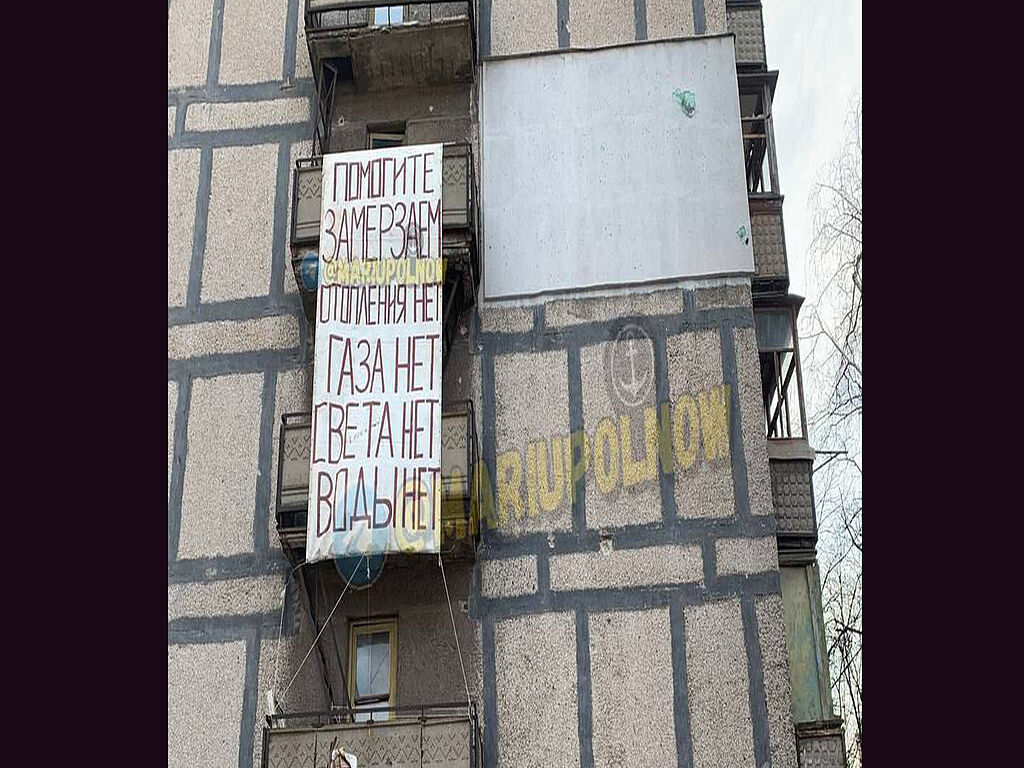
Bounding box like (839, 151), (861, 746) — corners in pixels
(348, 619), (397, 721)
(373, 5), (404, 26)
(368, 131), (405, 150)
(755, 306), (805, 439)
(739, 75), (779, 195)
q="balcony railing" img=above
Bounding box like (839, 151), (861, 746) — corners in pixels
(795, 719), (848, 768)
(726, 1), (767, 69)
(303, 1), (476, 94)
(275, 401), (480, 562)
(263, 703), (481, 768)
(291, 143), (477, 244)
(749, 196), (788, 289)
(768, 440), (817, 562)
(289, 142), (479, 324)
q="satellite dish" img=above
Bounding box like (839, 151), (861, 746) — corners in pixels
(334, 552), (386, 590)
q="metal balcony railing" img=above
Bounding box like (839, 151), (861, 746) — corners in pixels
(291, 143), (478, 246)
(303, 1), (478, 94)
(275, 401), (480, 560)
(306, 1), (474, 36)
(263, 703), (482, 768)
(749, 196), (788, 288)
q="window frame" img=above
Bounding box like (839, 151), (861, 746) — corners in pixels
(347, 618), (398, 721)
(368, 131), (406, 150)
(754, 297), (808, 441)
(738, 71), (780, 197)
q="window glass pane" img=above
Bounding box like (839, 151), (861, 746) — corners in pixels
(374, 6), (404, 25)
(370, 133), (404, 149)
(355, 630), (390, 699)
(755, 309), (794, 350)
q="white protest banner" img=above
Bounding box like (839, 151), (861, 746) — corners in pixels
(306, 143), (444, 562)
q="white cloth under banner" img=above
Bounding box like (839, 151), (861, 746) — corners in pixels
(331, 745), (358, 768)
(306, 143), (445, 563)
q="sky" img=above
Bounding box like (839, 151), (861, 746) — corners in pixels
(761, 0), (862, 298)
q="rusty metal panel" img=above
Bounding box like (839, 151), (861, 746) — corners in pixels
(727, 6), (767, 66)
(770, 457), (815, 537)
(796, 723), (848, 768)
(751, 205), (787, 281)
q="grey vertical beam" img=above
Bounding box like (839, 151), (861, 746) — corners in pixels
(207, 0), (226, 89)
(479, 0), (492, 57)
(719, 324), (750, 518)
(567, 344), (587, 539)
(270, 141), (291, 303)
(557, 0), (570, 48)
(575, 609), (595, 768)
(692, 0), (705, 35)
(653, 330), (676, 525)
(238, 628), (261, 768)
(168, 375), (193, 563)
(253, 370), (278, 557)
(634, 0), (648, 41)
(669, 597), (694, 768)
(482, 617), (499, 767)
(741, 594), (771, 768)
(284, 0), (299, 80)
(185, 145), (214, 318)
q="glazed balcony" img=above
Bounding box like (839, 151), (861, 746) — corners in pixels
(726, 1), (768, 70)
(303, 1), (476, 93)
(263, 704), (481, 768)
(275, 401), (480, 563)
(289, 142), (479, 327)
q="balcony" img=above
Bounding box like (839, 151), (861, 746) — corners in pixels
(737, 67), (787, 292)
(768, 439), (816, 563)
(750, 196), (788, 290)
(275, 401), (480, 563)
(796, 720), (848, 768)
(263, 704), (481, 768)
(726, 1), (767, 69)
(303, 1), (477, 93)
(289, 142), (479, 328)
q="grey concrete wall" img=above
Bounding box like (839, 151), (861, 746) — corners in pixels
(314, 558), (483, 709)
(169, 3), (322, 768)
(482, 0), (727, 56)
(171, 4), (797, 768)
(472, 279), (798, 768)
(327, 82), (475, 152)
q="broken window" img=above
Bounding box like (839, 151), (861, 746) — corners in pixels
(739, 74), (780, 196)
(756, 304), (805, 439)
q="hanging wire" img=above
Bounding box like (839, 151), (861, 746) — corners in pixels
(272, 559), (309, 706)
(439, 551), (472, 713)
(281, 554), (367, 701)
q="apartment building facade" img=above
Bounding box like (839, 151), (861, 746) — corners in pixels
(168, 2), (846, 767)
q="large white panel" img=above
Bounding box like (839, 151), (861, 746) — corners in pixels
(481, 35), (753, 298)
